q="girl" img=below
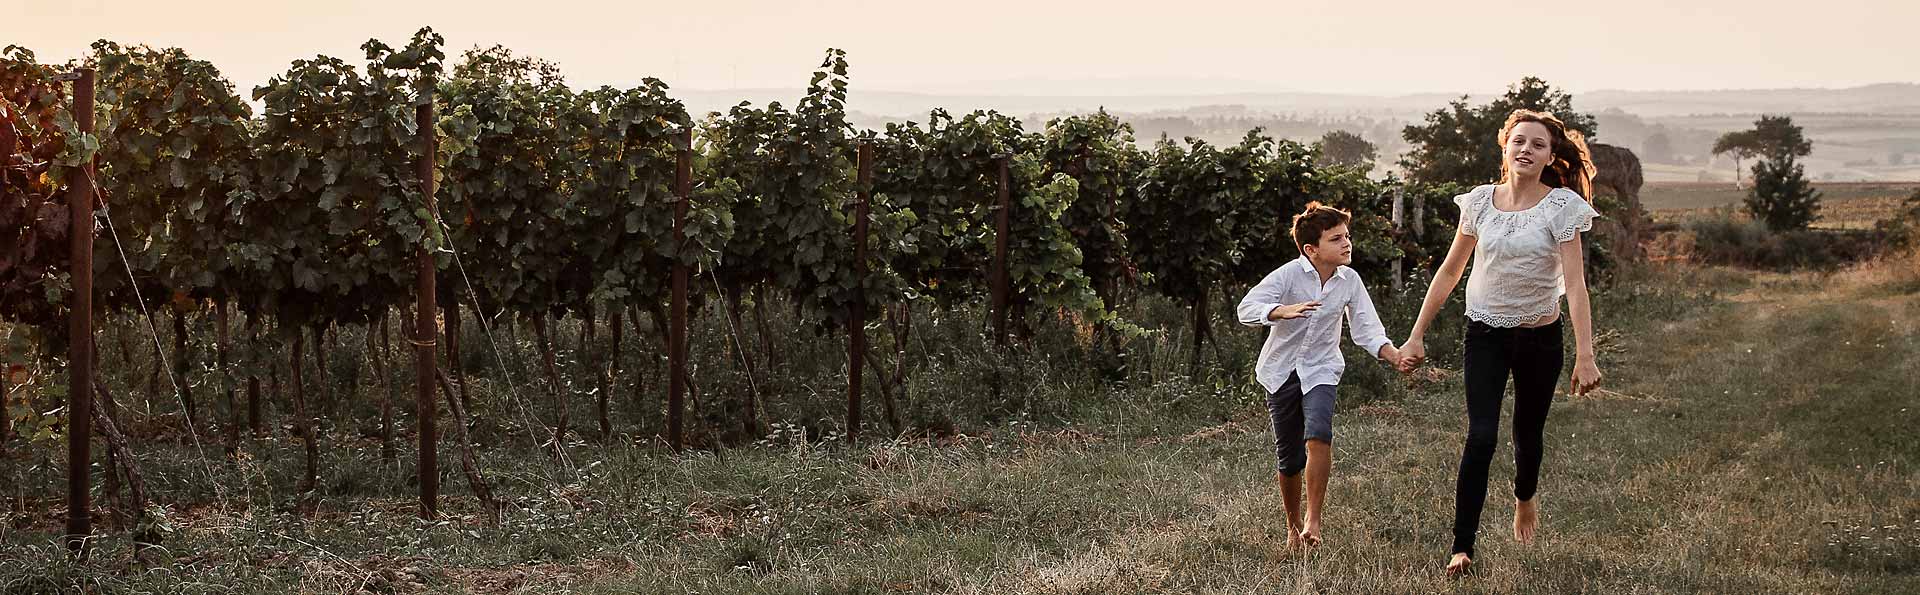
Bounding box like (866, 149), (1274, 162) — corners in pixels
(1398, 110), (1605, 576)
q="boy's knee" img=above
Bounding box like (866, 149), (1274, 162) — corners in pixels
(1304, 439), (1332, 465)
(1277, 443), (1306, 476)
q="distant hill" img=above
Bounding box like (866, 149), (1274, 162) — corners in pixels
(1577, 84), (1920, 117)
(675, 82), (1920, 182)
(677, 83), (1920, 120)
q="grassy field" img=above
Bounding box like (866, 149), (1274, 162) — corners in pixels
(1629, 112), (1920, 183)
(1642, 181), (1920, 211)
(1642, 181), (1920, 230)
(3, 257), (1918, 593)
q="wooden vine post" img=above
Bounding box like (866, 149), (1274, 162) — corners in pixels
(668, 129), (691, 451)
(991, 156), (1011, 346)
(414, 89), (440, 518)
(63, 67), (97, 557)
(848, 142), (872, 441)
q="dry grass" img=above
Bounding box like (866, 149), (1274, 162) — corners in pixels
(565, 259), (1916, 594)
(5, 261), (1916, 594)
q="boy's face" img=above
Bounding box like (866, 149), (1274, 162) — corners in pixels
(1304, 223), (1353, 267)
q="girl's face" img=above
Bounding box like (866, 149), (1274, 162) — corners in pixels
(1504, 121), (1553, 180)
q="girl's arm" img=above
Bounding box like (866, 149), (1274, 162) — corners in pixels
(1560, 232), (1602, 395)
(1401, 227), (1476, 369)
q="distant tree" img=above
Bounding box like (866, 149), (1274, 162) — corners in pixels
(1314, 129), (1377, 170)
(1370, 120), (1402, 153)
(1711, 130), (1760, 189)
(1717, 115), (1814, 191)
(1744, 115), (1822, 231)
(1749, 114), (1814, 158)
(1400, 77), (1597, 186)
(1641, 131), (1674, 164)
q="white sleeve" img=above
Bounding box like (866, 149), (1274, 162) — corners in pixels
(1237, 268), (1294, 327)
(1454, 187), (1485, 237)
(1344, 276), (1393, 357)
(1552, 190), (1600, 243)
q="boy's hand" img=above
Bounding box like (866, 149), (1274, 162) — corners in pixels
(1377, 344), (1402, 367)
(1268, 301), (1322, 320)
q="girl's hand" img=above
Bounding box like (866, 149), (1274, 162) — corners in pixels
(1378, 344), (1403, 367)
(1397, 339), (1425, 373)
(1570, 360), (1602, 396)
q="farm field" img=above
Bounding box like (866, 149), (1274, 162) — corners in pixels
(1642, 181), (1920, 229)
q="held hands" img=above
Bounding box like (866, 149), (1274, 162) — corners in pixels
(1269, 301), (1322, 320)
(1394, 339), (1426, 373)
(1377, 344), (1403, 368)
(1387, 338), (1603, 395)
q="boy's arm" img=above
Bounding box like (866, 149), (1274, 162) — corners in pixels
(1237, 269), (1296, 327)
(1345, 276), (1395, 359)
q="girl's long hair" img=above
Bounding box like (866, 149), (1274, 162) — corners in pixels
(1498, 110), (1596, 200)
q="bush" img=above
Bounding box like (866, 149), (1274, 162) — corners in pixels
(1746, 151), (1823, 231)
(1872, 190), (1920, 250)
(1687, 218), (1883, 271)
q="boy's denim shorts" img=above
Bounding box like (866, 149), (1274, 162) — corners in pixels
(1265, 371), (1336, 476)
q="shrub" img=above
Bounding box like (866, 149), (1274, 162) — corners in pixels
(1687, 218), (1883, 271)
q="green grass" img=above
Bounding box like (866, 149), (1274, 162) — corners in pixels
(2, 263), (1916, 593)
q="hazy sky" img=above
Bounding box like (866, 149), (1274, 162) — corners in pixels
(9, 0), (1915, 97)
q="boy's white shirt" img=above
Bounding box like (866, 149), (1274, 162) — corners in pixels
(1236, 255), (1393, 395)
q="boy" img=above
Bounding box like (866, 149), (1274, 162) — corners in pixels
(1236, 201), (1401, 548)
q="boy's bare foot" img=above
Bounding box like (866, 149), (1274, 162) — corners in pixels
(1514, 497), (1539, 544)
(1286, 532), (1305, 550)
(1299, 523), (1323, 547)
(1445, 553), (1473, 577)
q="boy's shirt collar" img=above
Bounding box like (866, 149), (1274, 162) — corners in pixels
(1293, 255), (1348, 282)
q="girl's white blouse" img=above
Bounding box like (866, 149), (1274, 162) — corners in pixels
(1454, 184), (1599, 328)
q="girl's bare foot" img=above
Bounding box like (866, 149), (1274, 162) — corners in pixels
(1514, 497), (1539, 543)
(1445, 553), (1473, 577)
